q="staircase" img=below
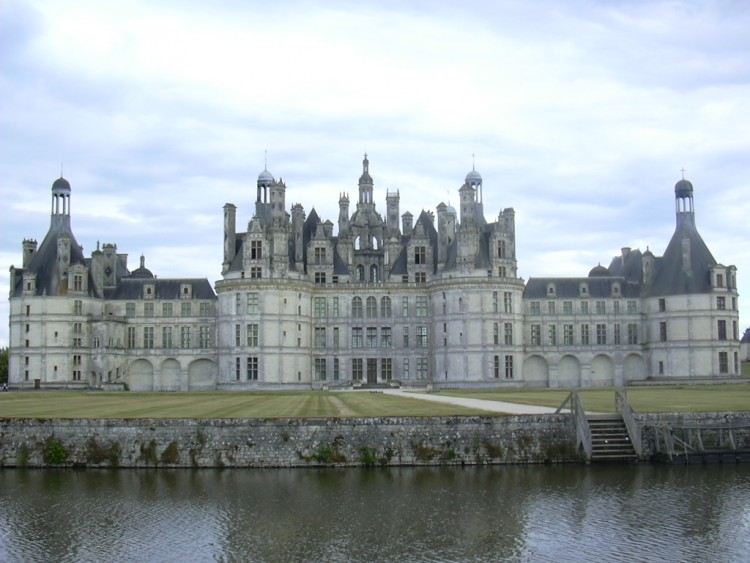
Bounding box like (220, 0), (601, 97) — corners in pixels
(588, 414), (637, 462)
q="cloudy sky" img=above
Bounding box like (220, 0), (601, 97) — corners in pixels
(1, 0), (748, 347)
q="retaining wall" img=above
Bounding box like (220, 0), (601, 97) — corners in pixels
(0, 415), (579, 468)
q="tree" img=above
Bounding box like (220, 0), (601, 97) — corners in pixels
(0, 347), (8, 384)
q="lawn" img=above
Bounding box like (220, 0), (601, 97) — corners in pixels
(0, 390), (489, 419)
(439, 384), (750, 413)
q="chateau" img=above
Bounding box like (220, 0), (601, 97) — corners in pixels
(8, 156), (742, 390)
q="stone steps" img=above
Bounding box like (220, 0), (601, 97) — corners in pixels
(588, 415), (637, 462)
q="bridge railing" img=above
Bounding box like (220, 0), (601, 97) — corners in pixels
(558, 390), (591, 462)
(615, 389), (642, 457)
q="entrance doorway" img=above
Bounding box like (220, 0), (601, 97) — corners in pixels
(367, 359), (378, 384)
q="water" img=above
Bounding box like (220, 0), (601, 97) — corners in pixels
(1, 465), (749, 562)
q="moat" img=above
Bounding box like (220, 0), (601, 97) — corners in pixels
(2, 464), (748, 562)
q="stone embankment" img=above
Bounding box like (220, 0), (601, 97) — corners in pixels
(2, 412), (748, 469)
(0, 415), (579, 468)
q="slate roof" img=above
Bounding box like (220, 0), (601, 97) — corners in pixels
(105, 278), (216, 300)
(523, 277), (641, 299)
(645, 216), (717, 296)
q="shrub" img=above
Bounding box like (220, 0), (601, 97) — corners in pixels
(42, 437), (68, 465)
(140, 440), (158, 465)
(160, 441), (180, 464)
(359, 447), (378, 466)
(16, 443), (30, 467)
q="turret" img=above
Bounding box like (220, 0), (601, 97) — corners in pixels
(338, 193), (350, 236)
(386, 190), (400, 236)
(22, 239), (37, 268)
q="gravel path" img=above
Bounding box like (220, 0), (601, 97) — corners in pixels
(382, 389), (565, 415)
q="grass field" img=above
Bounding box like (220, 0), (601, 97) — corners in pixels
(1, 383), (748, 418)
(0, 390), (489, 419)
(439, 384), (750, 413)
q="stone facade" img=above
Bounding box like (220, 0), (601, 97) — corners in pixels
(7, 159), (741, 389)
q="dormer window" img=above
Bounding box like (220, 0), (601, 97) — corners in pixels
(180, 284), (192, 299)
(579, 283), (588, 296)
(547, 283), (556, 296)
(144, 284), (155, 299)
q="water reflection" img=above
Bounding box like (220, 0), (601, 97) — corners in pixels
(1, 465), (748, 562)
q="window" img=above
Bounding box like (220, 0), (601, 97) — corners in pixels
(717, 296), (726, 310)
(531, 324), (541, 346)
(199, 326), (211, 348)
(247, 356), (259, 380)
(628, 323), (638, 344)
(613, 301), (620, 315)
(417, 326), (428, 348)
(414, 245), (426, 264)
(627, 300), (637, 314)
(493, 323), (499, 345)
(403, 326), (409, 347)
(403, 358), (410, 379)
(333, 358), (340, 381)
(73, 274), (83, 292)
(314, 327), (326, 348)
(235, 358), (241, 381)
(144, 327), (154, 349)
(416, 296), (428, 317)
(235, 293), (241, 314)
(333, 327), (340, 348)
(200, 302), (211, 317)
(563, 301), (573, 315)
(492, 291), (498, 312)
(658, 361), (664, 375)
(596, 301), (605, 315)
(733, 320), (738, 341)
(580, 301), (589, 314)
(247, 324), (259, 347)
(380, 297), (392, 317)
(530, 302), (541, 316)
(249, 267), (262, 279)
(548, 325), (557, 346)
(505, 355), (514, 379)
(402, 297), (409, 316)
(357, 265), (365, 282)
(313, 247), (326, 264)
(332, 297), (340, 317)
(366, 296), (377, 318)
(547, 301), (556, 315)
(162, 326), (173, 348)
(596, 324), (607, 345)
(181, 302), (192, 317)
(415, 272), (426, 284)
(614, 324), (621, 345)
(581, 324), (590, 345)
(417, 357), (428, 379)
(352, 297), (363, 318)
(716, 274), (724, 288)
(144, 302), (154, 317)
(658, 298), (666, 312)
(563, 324), (574, 345)
(250, 240), (262, 259)
(352, 358), (363, 380)
(718, 320), (727, 341)
(73, 322), (82, 334)
(162, 302), (173, 317)
(235, 324), (241, 347)
(381, 327), (392, 348)
(352, 327), (363, 348)
(381, 358), (392, 381)
(494, 355), (500, 378)
(247, 292), (259, 314)
(504, 323), (513, 345)
(497, 239), (506, 258)
(181, 326), (191, 348)
(314, 297), (327, 318)
(314, 358), (326, 381)
(719, 352), (728, 374)
(126, 302), (136, 317)
(315, 272), (326, 284)
(127, 327), (136, 349)
(660, 322), (667, 342)
(498, 266), (506, 278)
(366, 327), (377, 348)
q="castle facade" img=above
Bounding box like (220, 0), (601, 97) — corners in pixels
(8, 156), (742, 390)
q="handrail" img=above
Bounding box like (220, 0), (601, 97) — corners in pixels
(560, 390), (592, 462)
(615, 389), (642, 457)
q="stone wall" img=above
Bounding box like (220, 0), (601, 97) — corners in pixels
(0, 415), (579, 468)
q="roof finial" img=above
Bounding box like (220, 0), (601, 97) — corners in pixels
(60, 162), (64, 178)
(264, 149), (267, 170)
(472, 153), (475, 171)
(681, 167), (686, 180)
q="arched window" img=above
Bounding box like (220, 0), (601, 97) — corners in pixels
(352, 297), (363, 318)
(366, 296), (377, 318)
(380, 296), (392, 317)
(354, 236), (361, 250)
(357, 264), (365, 282)
(370, 264), (379, 282)
(371, 236), (379, 250)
